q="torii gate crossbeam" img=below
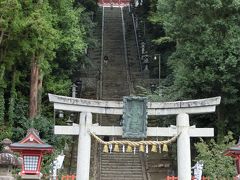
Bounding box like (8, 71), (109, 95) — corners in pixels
(49, 94), (221, 180)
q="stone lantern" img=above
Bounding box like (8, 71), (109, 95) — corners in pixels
(10, 128), (53, 179)
(0, 138), (21, 180)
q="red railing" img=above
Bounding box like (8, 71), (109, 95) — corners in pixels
(61, 175), (76, 180)
(98, 0), (130, 5)
(166, 177), (210, 180)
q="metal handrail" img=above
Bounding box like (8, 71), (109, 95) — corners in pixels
(131, 10), (142, 72)
(121, 7), (133, 95)
(100, 7), (105, 100)
(139, 153), (149, 180)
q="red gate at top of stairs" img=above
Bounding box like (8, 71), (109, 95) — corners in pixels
(98, 0), (130, 6)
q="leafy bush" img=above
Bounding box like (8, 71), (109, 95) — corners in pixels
(194, 132), (237, 178)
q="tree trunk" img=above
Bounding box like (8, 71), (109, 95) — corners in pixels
(37, 70), (43, 115)
(29, 54), (39, 119)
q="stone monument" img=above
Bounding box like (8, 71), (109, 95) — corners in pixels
(0, 138), (21, 180)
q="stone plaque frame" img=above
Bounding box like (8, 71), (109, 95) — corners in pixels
(122, 96), (148, 138)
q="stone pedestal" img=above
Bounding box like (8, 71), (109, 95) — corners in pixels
(0, 176), (14, 180)
(21, 174), (42, 179)
(0, 139), (22, 180)
(0, 165), (14, 180)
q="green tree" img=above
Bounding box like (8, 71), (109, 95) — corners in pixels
(18, 1), (60, 119)
(194, 132), (236, 178)
(151, 0), (240, 140)
(0, 0), (22, 124)
(45, 0), (96, 96)
(0, 0), (96, 172)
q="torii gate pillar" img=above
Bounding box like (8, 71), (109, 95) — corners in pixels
(177, 113), (191, 179)
(76, 112), (92, 180)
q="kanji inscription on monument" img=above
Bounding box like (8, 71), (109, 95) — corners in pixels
(122, 96), (148, 138)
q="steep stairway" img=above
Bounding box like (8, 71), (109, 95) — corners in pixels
(100, 7), (130, 125)
(101, 7), (130, 100)
(123, 7), (143, 86)
(100, 152), (145, 180)
(98, 6), (146, 180)
(65, 5), (174, 180)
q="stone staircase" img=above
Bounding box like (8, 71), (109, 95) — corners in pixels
(123, 7), (143, 84)
(99, 6), (146, 180)
(64, 5), (174, 180)
(100, 152), (145, 180)
(146, 153), (175, 180)
(100, 7), (130, 124)
(101, 7), (130, 100)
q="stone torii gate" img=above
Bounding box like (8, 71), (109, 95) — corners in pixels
(48, 94), (221, 180)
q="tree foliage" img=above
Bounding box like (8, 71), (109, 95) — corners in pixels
(194, 132), (236, 178)
(0, 0), (96, 148)
(150, 0), (240, 139)
(44, 0), (91, 96)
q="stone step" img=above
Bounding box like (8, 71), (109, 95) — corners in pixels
(102, 80), (128, 84)
(101, 152), (141, 156)
(101, 155), (142, 159)
(101, 173), (144, 177)
(102, 93), (129, 97)
(101, 166), (142, 171)
(101, 165), (142, 169)
(101, 162), (142, 167)
(101, 177), (143, 180)
(101, 176), (144, 179)
(101, 157), (142, 161)
(101, 168), (143, 173)
(101, 178), (143, 180)
(101, 169), (143, 174)
(101, 174), (144, 179)
(101, 158), (141, 162)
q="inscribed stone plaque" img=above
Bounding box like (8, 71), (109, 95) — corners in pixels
(122, 96), (148, 138)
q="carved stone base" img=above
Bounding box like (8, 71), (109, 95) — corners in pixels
(21, 174), (42, 179)
(0, 176), (15, 180)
